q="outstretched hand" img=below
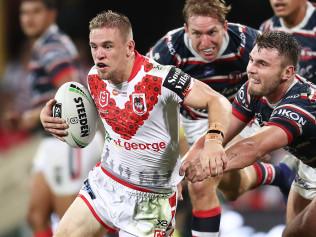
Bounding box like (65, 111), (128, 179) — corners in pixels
(200, 139), (227, 177)
(40, 99), (68, 141)
(179, 138), (208, 183)
(179, 137), (228, 182)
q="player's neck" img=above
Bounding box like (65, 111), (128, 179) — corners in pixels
(266, 79), (294, 104)
(282, 4), (307, 28)
(111, 52), (135, 84)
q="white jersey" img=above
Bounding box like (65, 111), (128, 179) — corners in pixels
(87, 52), (194, 193)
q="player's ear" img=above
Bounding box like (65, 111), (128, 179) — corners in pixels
(223, 20), (228, 31)
(126, 39), (135, 57)
(281, 65), (295, 82)
(184, 23), (188, 33)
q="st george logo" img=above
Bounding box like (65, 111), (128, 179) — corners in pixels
(99, 91), (109, 107)
(132, 93), (147, 115)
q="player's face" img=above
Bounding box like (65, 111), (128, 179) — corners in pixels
(185, 15), (227, 61)
(20, 1), (55, 39)
(269, 0), (305, 18)
(89, 27), (134, 82)
(247, 45), (285, 99)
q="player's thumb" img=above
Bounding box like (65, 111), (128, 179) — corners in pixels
(179, 159), (188, 176)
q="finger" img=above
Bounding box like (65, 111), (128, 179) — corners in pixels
(209, 157), (217, 177)
(46, 99), (57, 109)
(222, 154), (228, 171)
(52, 134), (66, 142)
(46, 128), (68, 136)
(43, 120), (68, 129)
(179, 161), (190, 176)
(216, 156), (224, 176)
(185, 166), (197, 182)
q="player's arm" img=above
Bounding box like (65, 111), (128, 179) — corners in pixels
(225, 125), (289, 172)
(181, 79), (232, 178)
(180, 111), (247, 181)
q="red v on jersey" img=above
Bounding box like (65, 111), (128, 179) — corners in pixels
(88, 74), (162, 140)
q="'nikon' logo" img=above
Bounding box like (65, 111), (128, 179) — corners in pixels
(74, 97), (89, 137)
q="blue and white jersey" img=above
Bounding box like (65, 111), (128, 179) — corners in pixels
(260, 2), (316, 83)
(28, 24), (81, 108)
(148, 23), (259, 120)
(232, 76), (316, 167)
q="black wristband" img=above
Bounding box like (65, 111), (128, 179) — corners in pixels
(206, 129), (224, 138)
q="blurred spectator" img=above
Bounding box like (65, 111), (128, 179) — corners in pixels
(7, 1), (103, 237)
(260, 0), (316, 83)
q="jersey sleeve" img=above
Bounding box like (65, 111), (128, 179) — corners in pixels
(232, 82), (255, 123)
(162, 66), (194, 103)
(39, 44), (78, 86)
(267, 103), (315, 144)
(147, 34), (179, 66)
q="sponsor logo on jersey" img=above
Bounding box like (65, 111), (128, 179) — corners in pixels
(132, 93), (147, 115)
(112, 89), (119, 96)
(83, 179), (96, 199)
(164, 67), (192, 99)
(113, 138), (166, 152)
(156, 219), (168, 227)
(99, 91), (109, 107)
(154, 230), (166, 237)
(271, 108), (307, 126)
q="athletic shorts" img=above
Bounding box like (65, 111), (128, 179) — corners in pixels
(292, 161), (316, 200)
(181, 117), (260, 145)
(180, 116), (208, 145)
(79, 164), (177, 237)
(33, 131), (103, 195)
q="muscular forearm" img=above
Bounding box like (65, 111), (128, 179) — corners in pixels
(207, 94), (231, 135)
(224, 139), (263, 172)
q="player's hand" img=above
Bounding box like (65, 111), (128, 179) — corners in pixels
(179, 147), (208, 183)
(177, 180), (187, 201)
(40, 99), (68, 141)
(200, 139), (227, 177)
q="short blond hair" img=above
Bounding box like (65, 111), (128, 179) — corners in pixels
(183, 0), (231, 24)
(89, 10), (133, 41)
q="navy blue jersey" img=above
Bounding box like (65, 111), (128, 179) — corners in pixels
(28, 24), (81, 108)
(148, 23), (259, 120)
(260, 2), (316, 83)
(232, 77), (316, 167)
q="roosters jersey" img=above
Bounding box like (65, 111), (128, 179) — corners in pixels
(232, 77), (316, 167)
(28, 24), (80, 108)
(148, 23), (259, 120)
(87, 52), (194, 192)
(260, 2), (316, 83)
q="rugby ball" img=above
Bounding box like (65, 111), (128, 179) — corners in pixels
(53, 82), (98, 148)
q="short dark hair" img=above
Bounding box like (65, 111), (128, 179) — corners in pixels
(183, 0), (231, 24)
(255, 31), (301, 67)
(20, 0), (57, 9)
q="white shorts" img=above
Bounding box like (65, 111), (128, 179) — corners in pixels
(33, 132), (103, 195)
(180, 116), (208, 145)
(181, 117), (261, 145)
(79, 164), (177, 237)
(292, 161), (316, 200)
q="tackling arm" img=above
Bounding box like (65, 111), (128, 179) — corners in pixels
(225, 125), (289, 172)
(181, 79), (232, 179)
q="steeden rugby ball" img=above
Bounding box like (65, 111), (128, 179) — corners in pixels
(53, 81), (98, 148)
